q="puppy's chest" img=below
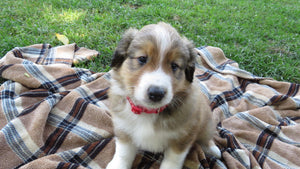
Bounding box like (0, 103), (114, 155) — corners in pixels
(116, 113), (179, 152)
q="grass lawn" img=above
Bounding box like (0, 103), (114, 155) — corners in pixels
(0, 0), (299, 83)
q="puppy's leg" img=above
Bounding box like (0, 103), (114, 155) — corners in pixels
(106, 138), (137, 169)
(160, 146), (191, 169)
(197, 119), (221, 158)
(201, 140), (221, 158)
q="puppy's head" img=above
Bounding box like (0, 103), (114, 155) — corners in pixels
(111, 22), (196, 109)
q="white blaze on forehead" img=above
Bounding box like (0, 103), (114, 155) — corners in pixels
(153, 25), (172, 63)
(134, 67), (173, 108)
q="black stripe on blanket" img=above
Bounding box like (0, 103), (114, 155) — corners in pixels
(12, 49), (23, 58)
(56, 74), (81, 87)
(269, 95), (289, 105)
(253, 128), (277, 166)
(0, 89), (15, 100)
(60, 138), (112, 167)
(57, 162), (80, 169)
(287, 83), (299, 97)
(200, 158), (210, 169)
(0, 64), (13, 77)
(196, 70), (215, 81)
(35, 44), (49, 64)
(219, 124), (241, 149)
(137, 151), (162, 169)
(41, 98), (88, 154)
(85, 87), (109, 105)
(19, 89), (52, 98)
(82, 137), (112, 160)
(210, 79), (253, 111)
(216, 60), (238, 70)
(17, 101), (42, 117)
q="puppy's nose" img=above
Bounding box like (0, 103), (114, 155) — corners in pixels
(147, 86), (166, 102)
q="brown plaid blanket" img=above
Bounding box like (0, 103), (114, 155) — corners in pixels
(0, 43), (299, 169)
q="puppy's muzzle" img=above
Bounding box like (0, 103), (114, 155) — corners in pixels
(147, 85), (166, 102)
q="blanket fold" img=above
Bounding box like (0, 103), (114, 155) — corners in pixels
(0, 44), (299, 169)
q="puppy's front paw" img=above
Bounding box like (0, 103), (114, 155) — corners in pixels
(106, 158), (129, 169)
(160, 160), (183, 169)
(202, 144), (221, 158)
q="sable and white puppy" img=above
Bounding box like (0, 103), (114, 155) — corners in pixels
(107, 22), (221, 169)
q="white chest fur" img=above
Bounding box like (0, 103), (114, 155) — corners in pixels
(113, 105), (178, 153)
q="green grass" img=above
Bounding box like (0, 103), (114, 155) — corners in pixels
(1, 0), (299, 83)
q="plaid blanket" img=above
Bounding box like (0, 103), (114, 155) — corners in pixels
(0, 43), (299, 169)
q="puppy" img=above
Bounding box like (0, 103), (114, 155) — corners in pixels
(107, 22), (221, 169)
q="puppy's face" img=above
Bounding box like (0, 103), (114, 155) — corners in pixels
(111, 22), (196, 109)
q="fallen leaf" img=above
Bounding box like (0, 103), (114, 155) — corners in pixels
(24, 72), (30, 77)
(56, 33), (69, 45)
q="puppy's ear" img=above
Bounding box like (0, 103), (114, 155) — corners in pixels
(111, 28), (139, 68)
(183, 38), (196, 83)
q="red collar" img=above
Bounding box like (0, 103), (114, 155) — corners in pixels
(126, 97), (167, 115)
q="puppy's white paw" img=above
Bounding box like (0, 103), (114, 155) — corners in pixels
(209, 145), (221, 158)
(107, 138), (137, 169)
(106, 158), (130, 169)
(159, 146), (191, 169)
(159, 161), (182, 169)
(202, 145), (221, 158)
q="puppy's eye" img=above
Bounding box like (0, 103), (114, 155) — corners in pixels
(137, 56), (148, 65)
(171, 62), (179, 72)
